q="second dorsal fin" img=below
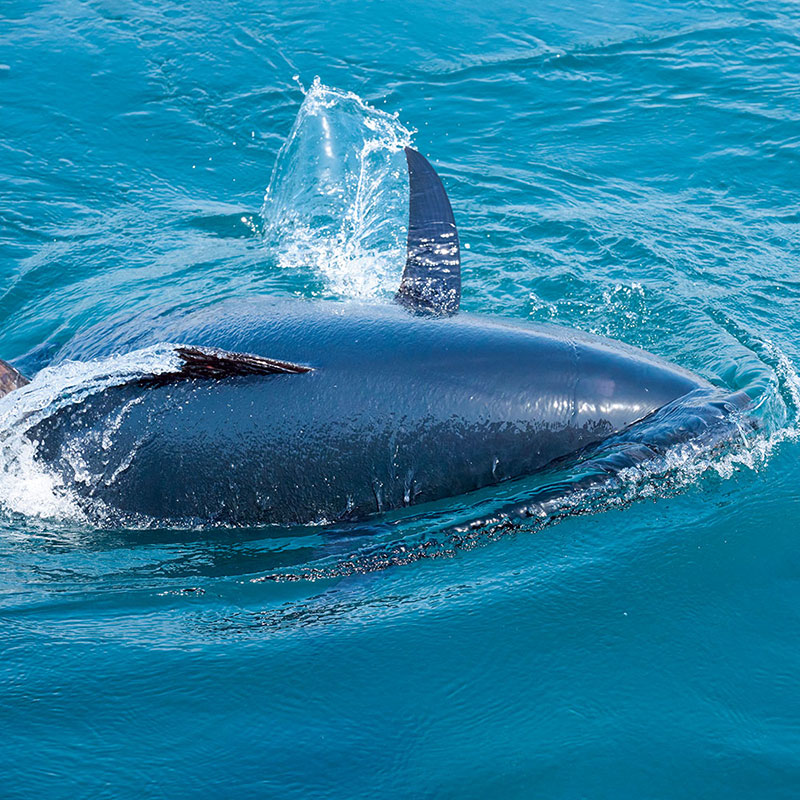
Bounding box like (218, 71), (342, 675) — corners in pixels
(396, 147), (461, 316)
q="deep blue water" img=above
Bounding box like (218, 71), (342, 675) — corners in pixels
(3, 1), (800, 797)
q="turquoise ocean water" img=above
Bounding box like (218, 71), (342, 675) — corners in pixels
(2, 1), (800, 797)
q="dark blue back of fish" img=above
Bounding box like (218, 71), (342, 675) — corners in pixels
(31, 301), (707, 525)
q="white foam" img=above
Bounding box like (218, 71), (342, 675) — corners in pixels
(0, 346), (183, 523)
(612, 342), (800, 503)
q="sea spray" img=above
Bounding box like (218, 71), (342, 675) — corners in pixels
(261, 78), (413, 299)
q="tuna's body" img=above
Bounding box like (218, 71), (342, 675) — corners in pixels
(32, 300), (708, 525)
(0, 145), (741, 528)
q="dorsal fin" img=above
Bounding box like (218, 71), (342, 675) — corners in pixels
(396, 147), (461, 316)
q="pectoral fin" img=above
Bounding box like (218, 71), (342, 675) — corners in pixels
(138, 346), (312, 387)
(172, 346), (311, 378)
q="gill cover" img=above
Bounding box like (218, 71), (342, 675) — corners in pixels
(396, 147), (461, 316)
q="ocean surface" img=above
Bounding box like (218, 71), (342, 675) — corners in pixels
(2, 1), (800, 797)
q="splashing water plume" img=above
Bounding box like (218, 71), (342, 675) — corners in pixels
(261, 78), (413, 299)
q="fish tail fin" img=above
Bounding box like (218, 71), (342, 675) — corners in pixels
(0, 359), (29, 397)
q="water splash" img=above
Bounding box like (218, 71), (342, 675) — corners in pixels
(261, 78), (413, 299)
(0, 346), (190, 522)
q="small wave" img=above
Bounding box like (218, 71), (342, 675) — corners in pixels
(261, 78), (413, 299)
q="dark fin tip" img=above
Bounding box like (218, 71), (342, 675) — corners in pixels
(173, 346), (312, 378)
